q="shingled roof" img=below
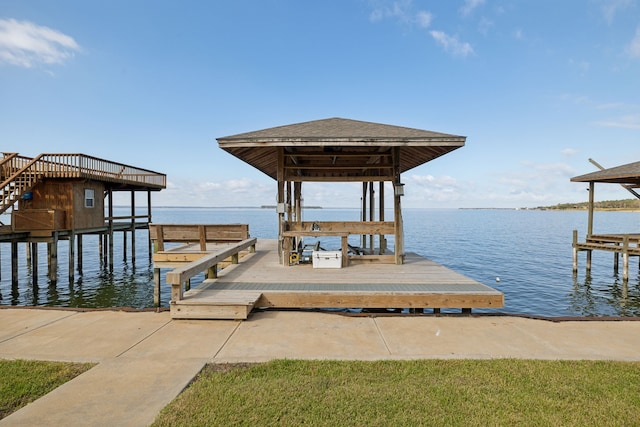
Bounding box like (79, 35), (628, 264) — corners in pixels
(571, 160), (640, 187)
(217, 117), (465, 180)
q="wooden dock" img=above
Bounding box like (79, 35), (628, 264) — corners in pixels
(165, 239), (504, 320)
(573, 231), (640, 280)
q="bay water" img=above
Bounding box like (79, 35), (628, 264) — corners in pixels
(1, 207), (638, 317)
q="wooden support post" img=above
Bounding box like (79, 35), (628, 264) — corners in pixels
(147, 190), (153, 259)
(572, 230), (578, 272)
(587, 181), (594, 238)
(171, 283), (183, 303)
(0, 243), (2, 280)
(614, 252), (619, 274)
(68, 232), (75, 283)
(623, 234), (629, 281)
(369, 181), (374, 252)
(207, 265), (217, 279)
(199, 225), (206, 251)
(341, 235), (349, 267)
(393, 147), (404, 265)
(11, 240), (18, 287)
(31, 242), (38, 285)
(108, 188), (114, 270)
(185, 279), (190, 291)
(131, 190), (136, 263)
(277, 148), (285, 265)
(232, 253), (239, 264)
(379, 181), (386, 255)
(586, 250), (592, 272)
(77, 234), (83, 274)
(49, 232), (58, 283)
(123, 229), (127, 261)
(153, 267), (161, 307)
(26, 241), (31, 263)
(99, 233), (104, 264)
(361, 182), (367, 249)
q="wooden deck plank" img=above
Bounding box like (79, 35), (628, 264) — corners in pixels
(170, 239), (503, 319)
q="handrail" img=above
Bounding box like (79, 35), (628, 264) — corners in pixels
(1, 153), (166, 188)
(166, 238), (257, 301)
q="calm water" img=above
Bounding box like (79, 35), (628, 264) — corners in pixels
(1, 207), (639, 317)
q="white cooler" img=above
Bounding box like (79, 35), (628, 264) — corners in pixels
(312, 251), (342, 268)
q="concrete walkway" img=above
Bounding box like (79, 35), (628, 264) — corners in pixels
(1, 308), (639, 426)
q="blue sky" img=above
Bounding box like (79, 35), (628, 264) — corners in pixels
(2, 0), (640, 208)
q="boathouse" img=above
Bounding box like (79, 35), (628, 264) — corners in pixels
(0, 153), (166, 284)
(571, 159), (640, 280)
(217, 117), (466, 266)
(151, 118), (503, 320)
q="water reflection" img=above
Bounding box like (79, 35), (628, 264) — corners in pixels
(570, 271), (640, 316)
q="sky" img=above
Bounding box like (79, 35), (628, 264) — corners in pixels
(1, 0), (640, 209)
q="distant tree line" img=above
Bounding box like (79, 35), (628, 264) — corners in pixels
(539, 198), (640, 210)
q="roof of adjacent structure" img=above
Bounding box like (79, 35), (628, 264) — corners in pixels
(216, 117), (466, 181)
(570, 160), (640, 187)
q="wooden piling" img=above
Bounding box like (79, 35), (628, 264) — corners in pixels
(572, 230), (578, 272)
(31, 242), (38, 285)
(49, 232), (58, 283)
(623, 234), (629, 281)
(153, 267), (161, 307)
(77, 234), (83, 274)
(68, 233), (75, 283)
(11, 240), (18, 287)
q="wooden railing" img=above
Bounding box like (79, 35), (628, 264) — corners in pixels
(282, 221), (396, 266)
(149, 224), (250, 251)
(0, 153), (166, 215)
(166, 238), (257, 301)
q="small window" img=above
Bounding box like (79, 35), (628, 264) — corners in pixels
(84, 189), (95, 208)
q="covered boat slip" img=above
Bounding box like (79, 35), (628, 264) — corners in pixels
(571, 159), (640, 280)
(217, 117), (467, 266)
(155, 118), (503, 319)
(168, 239), (504, 320)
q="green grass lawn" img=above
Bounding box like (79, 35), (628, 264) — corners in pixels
(0, 359), (94, 419)
(153, 359), (640, 427)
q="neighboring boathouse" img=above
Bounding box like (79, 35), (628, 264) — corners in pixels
(152, 118), (503, 319)
(571, 159), (640, 280)
(0, 153), (166, 283)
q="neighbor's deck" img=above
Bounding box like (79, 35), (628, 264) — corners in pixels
(168, 239), (504, 320)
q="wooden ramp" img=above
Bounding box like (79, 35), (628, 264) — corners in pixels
(170, 239), (503, 320)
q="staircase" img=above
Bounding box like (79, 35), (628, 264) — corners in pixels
(0, 153), (41, 215)
(0, 152), (167, 216)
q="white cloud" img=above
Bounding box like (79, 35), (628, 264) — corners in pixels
(627, 25), (640, 59)
(430, 30), (474, 57)
(598, 0), (633, 25)
(562, 148), (578, 156)
(368, 0), (433, 29)
(460, 0), (486, 17)
(513, 29), (524, 40)
(0, 18), (80, 68)
(368, 0), (414, 24)
(415, 11), (433, 28)
(594, 114), (640, 129)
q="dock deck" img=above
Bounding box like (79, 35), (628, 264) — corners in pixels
(169, 239), (503, 320)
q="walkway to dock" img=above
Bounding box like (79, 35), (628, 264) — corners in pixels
(1, 308), (640, 426)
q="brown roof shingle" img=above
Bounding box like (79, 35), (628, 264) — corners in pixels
(571, 160), (640, 186)
(217, 118), (465, 180)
